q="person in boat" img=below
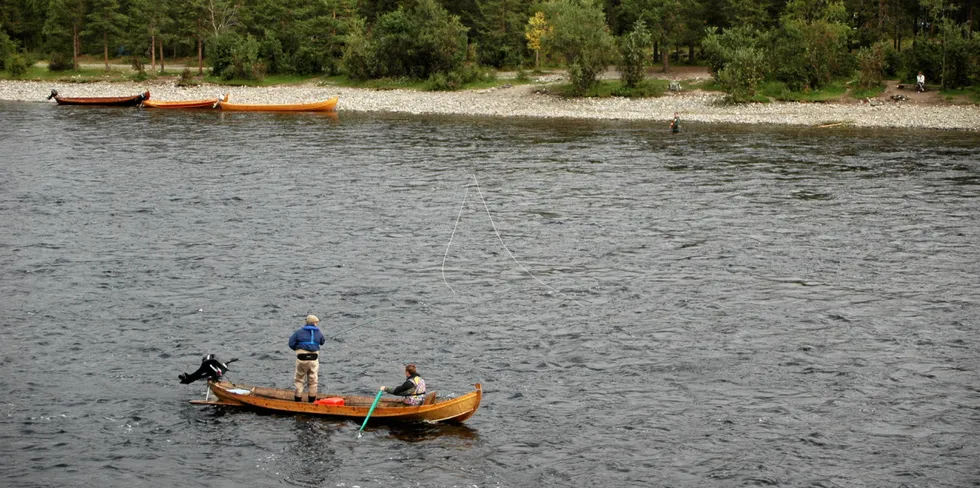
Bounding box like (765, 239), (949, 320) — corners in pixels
(669, 112), (680, 133)
(381, 364), (427, 405)
(288, 314), (326, 403)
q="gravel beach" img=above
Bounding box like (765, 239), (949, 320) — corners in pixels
(2, 77), (978, 131)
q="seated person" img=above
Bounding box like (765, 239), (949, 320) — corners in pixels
(916, 71), (926, 92)
(381, 363), (427, 405)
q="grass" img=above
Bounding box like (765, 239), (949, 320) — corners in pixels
(759, 81), (848, 102)
(849, 84), (886, 99)
(938, 86), (980, 104)
(552, 79), (669, 98)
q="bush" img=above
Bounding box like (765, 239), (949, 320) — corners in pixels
(177, 68), (198, 86)
(619, 21), (652, 89)
(208, 33), (263, 81)
(856, 42), (887, 89)
(717, 47), (767, 102)
(48, 52), (73, 71)
(7, 53), (28, 77)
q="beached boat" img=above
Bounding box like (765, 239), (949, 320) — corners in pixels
(216, 96), (338, 112)
(141, 93), (228, 109)
(191, 380), (481, 423)
(47, 89), (149, 106)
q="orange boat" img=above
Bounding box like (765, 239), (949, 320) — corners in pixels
(191, 380), (481, 424)
(142, 93), (228, 109)
(48, 89), (149, 106)
(216, 96), (338, 112)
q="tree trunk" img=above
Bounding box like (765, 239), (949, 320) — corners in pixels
(535, 50), (539, 70)
(159, 41), (165, 73)
(73, 23), (79, 71)
(151, 35), (156, 71)
(104, 32), (109, 71)
(198, 37), (204, 75)
(662, 49), (669, 73)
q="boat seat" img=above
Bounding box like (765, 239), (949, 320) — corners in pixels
(422, 392), (437, 405)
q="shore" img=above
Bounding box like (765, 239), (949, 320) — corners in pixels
(1, 76), (978, 131)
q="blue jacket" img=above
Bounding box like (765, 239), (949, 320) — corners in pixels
(288, 325), (325, 352)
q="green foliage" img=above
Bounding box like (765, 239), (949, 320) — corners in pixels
(208, 33), (263, 81)
(701, 25), (769, 76)
(340, 18), (375, 80)
(0, 24), (19, 70)
(425, 64), (497, 91)
(611, 79), (665, 97)
(342, 0), (468, 80)
(771, 0), (851, 90)
(6, 53), (29, 77)
(618, 20), (651, 89)
(48, 52), (73, 71)
(856, 41), (887, 89)
(474, 0), (529, 68)
(716, 46), (767, 102)
(540, 0), (616, 96)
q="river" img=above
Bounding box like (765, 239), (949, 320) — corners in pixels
(0, 101), (978, 487)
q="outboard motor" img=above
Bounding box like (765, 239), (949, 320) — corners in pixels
(178, 354), (237, 384)
(47, 89), (58, 100)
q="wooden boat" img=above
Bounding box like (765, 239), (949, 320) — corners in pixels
(216, 96), (338, 112)
(191, 380), (481, 424)
(141, 93), (228, 109)
(47, 88), (149, 106)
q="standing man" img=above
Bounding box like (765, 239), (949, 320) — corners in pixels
(288, 314), (326, 402)
(669, 112), (680, 133)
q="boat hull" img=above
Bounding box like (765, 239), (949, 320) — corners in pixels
(53, 91), (150, 106)
(217, 96), (338, 112)
(196, 380), (481, 424)
(141, 96), (225, 109)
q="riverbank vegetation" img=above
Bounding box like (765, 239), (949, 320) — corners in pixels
(1, 0), (977, 102)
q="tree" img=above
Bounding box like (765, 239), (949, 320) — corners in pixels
(772, 0), (852, 89)
(619, 19), (651, 87)
(343, 0), (468, 80)
(84, 0), (125, 71)
(42, 0), (87, 70)
(475, 0), (530, 68)
(525, 11), (549, 69)
(540, 0), (617, 95)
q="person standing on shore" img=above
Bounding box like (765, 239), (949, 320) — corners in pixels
(288, 314), (326, 402)
(669, 112), (680, 133)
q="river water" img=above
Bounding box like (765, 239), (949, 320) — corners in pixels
(0, 101), (978, 487)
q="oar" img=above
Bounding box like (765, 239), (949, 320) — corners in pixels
(357, 387), (385, 439)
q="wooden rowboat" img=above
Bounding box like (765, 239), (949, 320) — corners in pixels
(216, 96), (338, 112)
(192, 380), (481, 424)
(48, 89), (149, 106)
(141, 93), (228, 109)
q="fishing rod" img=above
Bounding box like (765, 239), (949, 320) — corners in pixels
(332, 316), (383, 337)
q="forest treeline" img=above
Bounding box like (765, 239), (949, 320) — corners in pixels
(1, 0), (977, 98)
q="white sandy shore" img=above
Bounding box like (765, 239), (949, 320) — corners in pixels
(1, 78), (978, 131)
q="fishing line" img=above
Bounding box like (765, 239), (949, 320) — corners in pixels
(455, 173), (589, 310)
(441, 184), (469, 295)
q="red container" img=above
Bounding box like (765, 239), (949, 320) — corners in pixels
(314, 397), (345, 406)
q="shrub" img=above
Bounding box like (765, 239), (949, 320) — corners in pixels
(619, 21), (652, 89)
(856, 42), (887, 89)
(48, 52), (73, 71)
(7, 54), (29, 77)
(177, 68), (198, 86)
(717, 47), (767, 102)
